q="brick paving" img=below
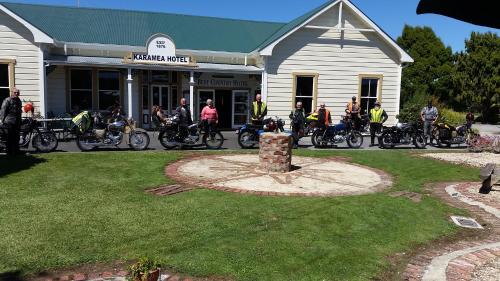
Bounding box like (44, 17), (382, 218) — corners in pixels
(402, 182), (500, 281)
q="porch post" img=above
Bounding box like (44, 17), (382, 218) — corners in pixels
(189, 70), (195, 119)
(38, 45), (47, 117)
(261, 57), (268, 103)
(127, 68), (133, 119)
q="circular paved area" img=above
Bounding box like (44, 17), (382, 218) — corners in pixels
(165, 154), (392, 196)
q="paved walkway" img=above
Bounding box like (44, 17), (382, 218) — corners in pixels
(403, 182), (500, 281)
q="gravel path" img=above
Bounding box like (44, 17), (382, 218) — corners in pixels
(472, 257), (500, 281)
(421, 152), (500, 167)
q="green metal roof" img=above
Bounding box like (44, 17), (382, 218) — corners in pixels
(0, 2), (293, 53)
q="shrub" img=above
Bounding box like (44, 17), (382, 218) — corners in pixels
(438, 108), (466, 126)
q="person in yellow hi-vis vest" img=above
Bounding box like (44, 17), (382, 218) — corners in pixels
(251, 94), (267, 125)
(369, 101), (388, 147)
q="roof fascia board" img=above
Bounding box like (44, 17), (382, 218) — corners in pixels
(259, 0), (341, 56)
(57, 41), (257, 59)
(0, 4), (54, 44)
(342, 0), (413, 63)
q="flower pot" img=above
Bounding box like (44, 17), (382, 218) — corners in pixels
(134, 268), (160, 281)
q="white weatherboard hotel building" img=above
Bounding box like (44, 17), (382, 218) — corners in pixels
(0, 0), (413, 129)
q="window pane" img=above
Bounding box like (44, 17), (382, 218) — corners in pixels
(360, 98), (376, 115)
(99, 71), (120, 91)
(161, 88), (169, 110)
(0, 88), (9, 101)
(360, 78), (370, 97)
(99, 90), (120, 110)
(295, 97), (313, 114)
(152, 87), (160, 106)
(71, 90), (92, 110)
(151, 71), (169, 82)
(142, 86), (149, 110)
(296, 76), (313, 97)
(171, 87), (178, 111)
(369, 79), (378, 98)
(0, 64), (8, 87)
(71, 69), (92, 90)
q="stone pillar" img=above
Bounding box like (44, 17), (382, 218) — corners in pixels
(259, 133), (293, 173)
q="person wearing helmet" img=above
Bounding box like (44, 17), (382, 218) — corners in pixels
(346, 96), (361, 130)
(369, 101), (388, 147)
(0, 87), (22, 155)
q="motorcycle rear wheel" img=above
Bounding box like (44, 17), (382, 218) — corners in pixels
(238, 131), (257, 149)
(311, 130), (325, 148)
(347, 131), (363, 148)
(380, 131), (395, 149)
(203, 131), (224, 149)
(159, 130), (178, 150)
(76, 135), (96, 151)
(32, 132), (58, 153)
(129, 131), (150, 151)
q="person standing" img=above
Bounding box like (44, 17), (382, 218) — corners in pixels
(200, 99), (218, 135)
(175, 98), (193, 141)
(466, 108), (474, 129)
(369, 101), (388, 147)
(289, 101), (306, 148)
(0, 87), (22, 155)
(315, 103), (332, 129)
(420, 100), (439, 144)
(251, 94), (267, 125)
(345, 96), (361, 130)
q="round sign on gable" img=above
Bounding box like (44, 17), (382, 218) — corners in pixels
(147, 34), (176, 57)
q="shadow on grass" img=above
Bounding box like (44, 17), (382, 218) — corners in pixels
(0, 271), (24, 281)
(0, 154), (46, 177)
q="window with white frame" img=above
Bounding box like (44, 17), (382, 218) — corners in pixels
(359, 76), (381, 114)
(0, 64), (10, 101)
(98, 70), (120, 110)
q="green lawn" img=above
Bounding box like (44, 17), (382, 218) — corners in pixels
(0, 150), (478, 281)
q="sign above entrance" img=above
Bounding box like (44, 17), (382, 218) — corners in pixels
(124, 34), (195, 66)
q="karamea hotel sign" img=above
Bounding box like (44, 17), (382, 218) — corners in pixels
(124, 34), (196, 66)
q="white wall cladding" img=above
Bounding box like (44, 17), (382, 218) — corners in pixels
(0, 10), (41, 111)
(46, 66), (66, 115)
(266, 4), (401, 125)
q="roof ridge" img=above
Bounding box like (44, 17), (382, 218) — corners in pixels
(0, 1), (286, 25)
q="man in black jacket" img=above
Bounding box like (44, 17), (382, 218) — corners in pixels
(175, 98), (193, 142)
(0, 87), (22, 155)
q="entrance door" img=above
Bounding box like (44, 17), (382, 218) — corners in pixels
(215, 90), (232, 129)
(232, 90), (250, 128)
(152, 85), (171, 115)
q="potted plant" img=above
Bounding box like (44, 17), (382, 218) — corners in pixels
(127, 258), (161, 281)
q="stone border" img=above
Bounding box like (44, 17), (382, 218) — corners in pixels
(402, 182), (500, 281)
(164, 154), (393, 197)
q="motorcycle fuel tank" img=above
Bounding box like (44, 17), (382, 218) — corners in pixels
(108, 121), (126, 132)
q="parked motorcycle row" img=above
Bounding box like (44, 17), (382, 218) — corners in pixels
(0, 113), (478, 153)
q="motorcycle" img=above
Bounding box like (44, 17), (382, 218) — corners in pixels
(75, 112), (150, 151)
(311, 116), (364, 148)
(432, 122), (478, 147)
(158, 116), (224, 149)
(360, 113), (371, 133)
(0, 117), (58, 153)
(237, 117), (288, 149)
(380, 122), (426, 149)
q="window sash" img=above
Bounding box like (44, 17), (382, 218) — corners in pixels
(0, 64), (9, 88)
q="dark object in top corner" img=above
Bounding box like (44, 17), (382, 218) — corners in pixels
(417, 0), (500, 29)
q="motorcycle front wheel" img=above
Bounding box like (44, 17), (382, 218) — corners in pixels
(76, 134), (96, 151)
(159, 130), (178, 150)
(346, 131), (363, 148)
(380, 131), (395, 149)
(203, 131), (224, 149)
(413, 133), (427, 149)
(32, 132), (58, 153)
(311, 130), (325, 148)
(129, 131), (150, 151)
(238, 131), (257, 149)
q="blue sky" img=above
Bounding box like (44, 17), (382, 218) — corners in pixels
(3, 0), (498, 51)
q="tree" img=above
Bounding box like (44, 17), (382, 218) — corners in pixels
(453, 32), (499, 123)
(396, 25), (455, 106)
